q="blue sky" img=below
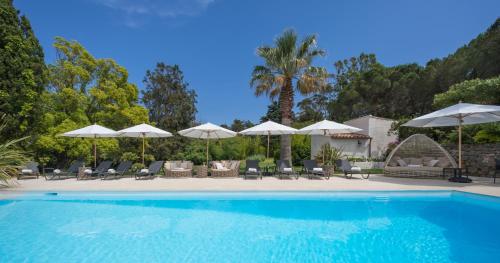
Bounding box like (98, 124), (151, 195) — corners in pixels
(15, 0), (500, 125)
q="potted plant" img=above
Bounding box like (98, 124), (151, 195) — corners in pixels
(314, 144), (344, 177)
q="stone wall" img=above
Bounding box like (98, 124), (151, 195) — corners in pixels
(443, 144), (500, 177)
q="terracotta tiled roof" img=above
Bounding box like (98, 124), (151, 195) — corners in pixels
(330, 133), (371, 139)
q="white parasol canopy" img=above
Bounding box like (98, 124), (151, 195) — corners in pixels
(404, 102), (500, 168)
(296, 119), (362, 135)
(178, 123), (237, 164)
(117, 123), (173, 164)
(61, 124), (118, 167)
(239, 121), (297, 158)
(296, 119), (362, 162)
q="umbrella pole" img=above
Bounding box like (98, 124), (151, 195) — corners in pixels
(458, 120), (462, 168)
(323, 130), (326, 164)
(142, 134), (145, 166)
(94, 136), (97, 168)
(267, 132), (270, 159)
(206, 139), (209, 165)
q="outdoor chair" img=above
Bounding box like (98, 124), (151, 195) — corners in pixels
(101, 161), (132, 180)
(211, 160), (240, 177)
(44, 160), (84, 180)
(494, 158), (500, 184)
(336, 159), (370, 179)
(78, 160), (113, 180)
(276, 160), (298, 179)
(244, 160), (262, 179)
(135, 161), (164, 180)
(164, 161), (193, 177)
(18, 162), (40, 179)
(302, 160), (329, 180)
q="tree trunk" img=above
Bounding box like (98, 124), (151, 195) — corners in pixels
(279, 78), (293, 162)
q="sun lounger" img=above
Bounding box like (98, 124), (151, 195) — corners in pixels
(44, 160), (84, 180)
(135, 161), (164, 180)
(302, 160), (329, 180)
(18, 162), (40, 179)
(101, 161), (132, 180)
(336, 159), (370, 179)
(276, 160), (298, 179)
(244, 160), (262, 179)
(78, 161), (113, 180)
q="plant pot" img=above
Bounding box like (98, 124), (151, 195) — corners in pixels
(322, 165), (335, 177)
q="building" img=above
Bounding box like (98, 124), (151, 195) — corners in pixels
(311, 115), (397, 160)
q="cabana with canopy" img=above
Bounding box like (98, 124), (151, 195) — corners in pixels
(384, 134), (457, 178)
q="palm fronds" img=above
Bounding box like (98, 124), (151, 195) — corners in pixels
(250, 29), (329, 97)
(0, 116), (30, 186)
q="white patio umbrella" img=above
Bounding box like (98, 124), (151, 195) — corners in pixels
(296, 119), (362, 136)
(239, 121), (297, 158)
(404, 102), (500, 168)
(117, 123), (173, 165)
(296, 120), (362, 162)
(61, 124), (118, 167)
(178, 122), (237, 165)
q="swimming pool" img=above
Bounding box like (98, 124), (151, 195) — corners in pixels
(0, 191), (499, 262)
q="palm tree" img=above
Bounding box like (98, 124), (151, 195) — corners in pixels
(251, 29), (329, 161)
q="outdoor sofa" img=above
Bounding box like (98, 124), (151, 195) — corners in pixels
(164, 161), (193, 177)
(210, 160), (240, 177)
(384, 134), (457, 178)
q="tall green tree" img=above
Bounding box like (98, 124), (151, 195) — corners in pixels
(142, 62), (197, 160)
(433, 76), (500, 144)
(297, 94), (328, 122)
(35, 37), (148, 166)
(251, 29), (329, 161)
(0, 0), (46, 141)
(260, 101), (282, 123)
(434, 76), (500, 107)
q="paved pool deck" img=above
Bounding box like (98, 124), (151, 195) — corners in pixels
(2, 175), (500, 197)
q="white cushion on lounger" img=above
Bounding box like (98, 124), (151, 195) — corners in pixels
(54, 169), (61, 174)
(248, 168), (257, 172)
(407, 164), (422, 168)
(397, 159), (407, 167)
(351, 166), (362, 172)
(107, 169), (116, 174)
(428, 160), (439, 167)
(283, 167), (292, 172)
(313, 167), (323, 172)
(140, 168), (149, 173)
(84, 169), (92, 174)
(21, 169), (33, 174)
(172, 168), (185, 171)
(215, 163), (224, 170)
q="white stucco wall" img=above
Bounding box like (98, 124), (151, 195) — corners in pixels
(367, 117), (398, 158)
(311, 135), (370, 159)
(311, 116), (398, 160)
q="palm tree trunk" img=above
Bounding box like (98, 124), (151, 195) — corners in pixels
(279, 78), (293, 162)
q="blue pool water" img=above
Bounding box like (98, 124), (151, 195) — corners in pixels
(0, 191), (499, 263)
